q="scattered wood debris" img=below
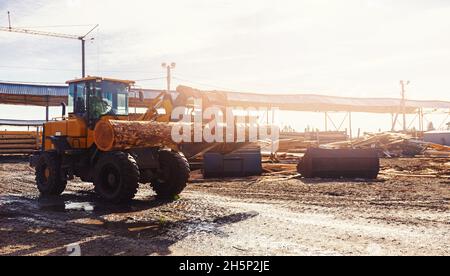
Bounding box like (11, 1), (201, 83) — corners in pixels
(262, 163), (298, 175)
(273, 131), (347, 153)
(320, 132), (450, 158)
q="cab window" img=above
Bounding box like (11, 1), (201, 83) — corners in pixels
(68, 83), (86, 115)
(88, 80), (129, 120)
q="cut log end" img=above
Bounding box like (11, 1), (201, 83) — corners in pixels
(94, 120), (115, 151)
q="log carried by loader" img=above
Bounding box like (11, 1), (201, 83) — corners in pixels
(30, 77), (190, 203)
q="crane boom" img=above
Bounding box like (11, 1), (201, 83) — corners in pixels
(0, 11), (99, 77)
(0, 26), (80, 40)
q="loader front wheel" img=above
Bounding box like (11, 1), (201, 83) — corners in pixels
(151, 151), (190, 200)
(94, 152), (140, 203)
(35, 152), (67, 196)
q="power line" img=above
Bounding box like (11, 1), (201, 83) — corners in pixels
(134, 76), (166, 82)
(13, 24), (96, 29)
(0, 79), (65, 85)
(98, 69), (163, 74)
(0, 65), (167, 76)
(0, 76), (167, 85)
(172, 76), (234, 91)
(0, 65), (79, 72)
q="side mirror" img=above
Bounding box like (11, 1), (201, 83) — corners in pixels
(61, 102), (67, 117)
(139, 91), (144, 102)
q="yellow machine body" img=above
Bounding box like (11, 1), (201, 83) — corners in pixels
(43, 115), (128, 151)
(42, 76), (135, 152)
(31, 76), (191, 203)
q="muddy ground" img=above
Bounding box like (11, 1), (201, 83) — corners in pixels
(0, 156), (449, 256)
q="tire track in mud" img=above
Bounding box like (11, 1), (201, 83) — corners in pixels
(174, 192), (450, 256)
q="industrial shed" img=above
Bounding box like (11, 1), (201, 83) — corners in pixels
(1, 82), (449, 133)
(0, 82), (67, 107)
(2, 81), (450, 113)
(0, 82), (176, 109)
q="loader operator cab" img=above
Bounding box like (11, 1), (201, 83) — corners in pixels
(67, 77), (134, 128)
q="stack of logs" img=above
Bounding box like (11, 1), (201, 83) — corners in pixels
(274, 131), (450, 157)
(276, 131), (348, 153)
(0, 131), (41, 155)
(321, 132), (450, 157)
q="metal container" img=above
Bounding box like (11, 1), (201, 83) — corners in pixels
(203, 147), (262, 178)
(297, 148), (380, 179)
(424, 131), (450, 146)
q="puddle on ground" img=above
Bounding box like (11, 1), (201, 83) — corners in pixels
(0, 194), (97, 213)
(0, 194), (28, 206)
(65, 202), (95, 212)
(37, 199), (96, 213)
(1, 194), (171, 215)
(175, 212), (260, 238)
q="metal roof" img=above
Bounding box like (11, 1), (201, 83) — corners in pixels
(225, 91), (450, 111)
(66, 76), (135, 85)
(177, 86), (450, 114)
(1, 82), (450, 114)
(0, 119), (46, 126)
(0, 83), (170, 98)
(0, 82), (68, 97)
(129, 88), (178, 101)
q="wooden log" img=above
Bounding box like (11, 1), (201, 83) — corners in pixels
(0, 139), (38, 144)
(0, 134), (37, 139)
(0, 149), (35, 154)
(0, 131), (39, 136)
(94, 120), (179, 152)
(424, 150), (450, 157)
(0, 144), (37, 149)
(427, 143), (450, 152)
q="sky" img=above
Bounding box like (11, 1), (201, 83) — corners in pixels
(0, 0), (449, 132)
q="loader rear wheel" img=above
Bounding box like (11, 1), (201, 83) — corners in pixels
(94, 152), (140, 203)
(35, 152), (67, 196)
(151, 151), (190, 199)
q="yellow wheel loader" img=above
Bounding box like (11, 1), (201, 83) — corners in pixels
(30, 77), (190, 203)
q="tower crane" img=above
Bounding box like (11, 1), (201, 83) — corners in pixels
(0, 11), (98, 77)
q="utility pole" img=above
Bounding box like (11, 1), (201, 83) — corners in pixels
(162, 62), (176, 91)
(400, 80), (410, 132)
(7, 11), (11, 30)
(1, 12), (98, 78)
(82, 39), (86, 77)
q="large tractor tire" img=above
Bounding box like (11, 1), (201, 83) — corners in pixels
(35, 152), (67, 196)
(94, 152), (140, 203)
(151, 151), (190, 200)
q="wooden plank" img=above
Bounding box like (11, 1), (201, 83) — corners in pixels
(0, 135), (37, 140)
(424, 150), (450, 157)
(0, 144), (37, 149)
(0, 139), (38, 144)
(0, 149), (34, 154)
(0, 131), (39, 135)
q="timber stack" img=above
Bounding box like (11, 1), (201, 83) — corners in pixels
(321, 132), (450, 157)
(0, 131), (41, 155)
(277, 131), (348, 153)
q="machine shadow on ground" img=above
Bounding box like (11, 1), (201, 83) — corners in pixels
(0, 155), (29, 164)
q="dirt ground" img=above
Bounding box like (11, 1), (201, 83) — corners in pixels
(0, 156), (449, 256)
